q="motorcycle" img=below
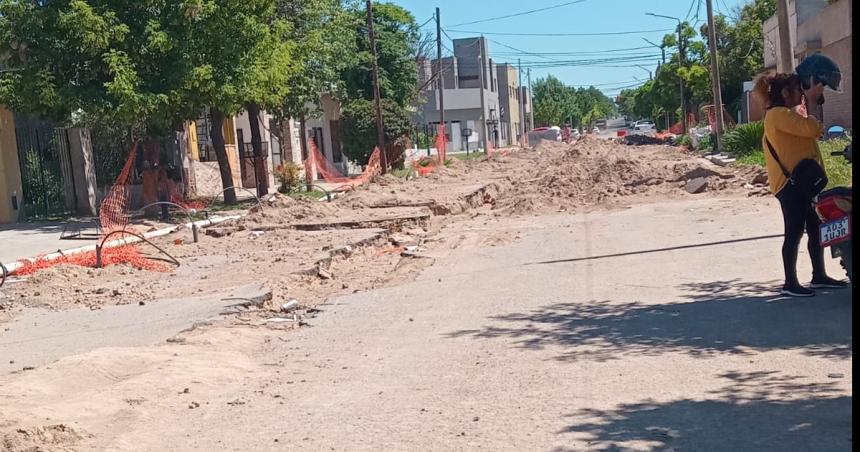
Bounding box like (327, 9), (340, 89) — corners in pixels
(814, 143), (852, 283)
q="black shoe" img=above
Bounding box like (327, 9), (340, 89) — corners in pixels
(780, 285), (816, 297)
(810, 276), (849, 289)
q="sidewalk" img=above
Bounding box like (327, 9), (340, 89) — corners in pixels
(0, 222), (95, 265)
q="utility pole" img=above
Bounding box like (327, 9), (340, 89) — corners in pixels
(527, 68), (534, 130)
(477, 40), (488, 152)
(435, 7), (445, 138)
(647, 13), (686, 134)
(705, 0), (725, 152)
(518, 58), (525, 145)
(366, 0), (387, 173)
(678, 24), (686, 135)
(478, 51), (490, 152)
(776, 0), (793, 73)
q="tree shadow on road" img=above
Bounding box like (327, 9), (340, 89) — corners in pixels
(446, 279), (852, 361)
(557, 370), (852, 451)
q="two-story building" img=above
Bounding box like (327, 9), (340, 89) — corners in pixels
(417, 37), (509, 152)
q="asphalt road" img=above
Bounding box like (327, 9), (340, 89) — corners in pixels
(2, 196), (851, 451)
(179, 197), (852, 451)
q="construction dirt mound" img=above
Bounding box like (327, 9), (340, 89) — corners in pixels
(492, 136), (766, 214)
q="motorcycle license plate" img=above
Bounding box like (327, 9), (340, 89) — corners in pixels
(820, 216), (851, 247)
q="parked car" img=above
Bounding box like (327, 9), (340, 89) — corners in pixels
(572, 129), (581, 140)
(632, 120), (656, 135)
(591, 126), (600, 134)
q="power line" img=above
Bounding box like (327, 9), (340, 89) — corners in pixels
(493, 45), (656, 56)
(488, 38), (562, 63)
(418, 14), (435, 29)
(444, 28), (674, 37)
(448, 0), (588, 27)
(684, 0), (698, 20)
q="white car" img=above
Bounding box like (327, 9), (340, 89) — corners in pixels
(591, 126), (600, 134)
(632, 121), (656, 135)
(572, 129), (581, 140)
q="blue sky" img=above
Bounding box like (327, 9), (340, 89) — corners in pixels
(391, 0), (751, 97)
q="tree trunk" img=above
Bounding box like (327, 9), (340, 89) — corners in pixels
(246, 102), (268, 197)
(210, 108), (237, 205)
(299, 114), (312, 192)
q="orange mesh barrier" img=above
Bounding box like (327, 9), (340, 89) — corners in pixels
(435, 124), (446, 164)
(304, 138), (381, 190)
(668, 113), (697, 135)
(99, 144), (138, 233)
(705, 105), (736, 129)
(13, 245), (171, 276)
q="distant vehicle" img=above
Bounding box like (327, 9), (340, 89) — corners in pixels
(528, 127), (562, 143)
(591, 126), (600, 134)
(572, 129), (581, 140)
(632, 120), (656, 136)
(595, 119), (607, 128)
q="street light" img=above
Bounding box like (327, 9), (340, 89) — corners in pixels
(642, 37), (665, 64)
(634, 64), (652, 80)
(646, 12), (686, 134)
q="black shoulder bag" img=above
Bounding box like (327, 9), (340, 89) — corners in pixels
(765, 137), (827, 199)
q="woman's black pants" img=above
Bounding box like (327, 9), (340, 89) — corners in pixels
(776, 184), (827, 286)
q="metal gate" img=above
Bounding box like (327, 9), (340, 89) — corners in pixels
(14, 114), (75, 219)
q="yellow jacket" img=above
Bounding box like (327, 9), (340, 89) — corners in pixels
(762, 106), (825, 194)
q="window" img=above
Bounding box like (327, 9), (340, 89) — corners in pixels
(195, 116), (216, 162)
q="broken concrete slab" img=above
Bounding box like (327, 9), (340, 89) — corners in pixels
(684, 178), (709, 194)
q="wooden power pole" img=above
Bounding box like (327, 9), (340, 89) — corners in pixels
(776, 0), (793, 73)
(705, 0), (725, 152)
(366, 0), (387, 173)
(436, 7), (445, 133)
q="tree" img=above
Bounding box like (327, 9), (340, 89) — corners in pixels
(275, 0), (357, 166)
(341, 98), (412, 165)
(0, 0), (181, 136)
(533, 75), (574, 127)
(163, 0), (296, 203)
(0, 0), (297, 204)
(339, 2), (419, 166)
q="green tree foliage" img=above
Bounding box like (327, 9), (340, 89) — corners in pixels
(341, 98), (412, 165)
(275, 0), (357, 121)
(0, 0), (298, 204)
(624, 0), (776, 127)
(339, 2), (419, 166)
(532, 75), (614, 128)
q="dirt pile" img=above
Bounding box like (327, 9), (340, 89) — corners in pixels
(492, 136), (762, 214)
(1, 424), (87, 452)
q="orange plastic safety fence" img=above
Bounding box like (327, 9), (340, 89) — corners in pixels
(705, 105), (736, 129)
(167, 179), (206, 210)
(12, 245), (171, 276)
(304, 138), (381, 190)
(668, 113), (698, 135)
(99, 144), (138, 234)
(435, 124), (446, 164)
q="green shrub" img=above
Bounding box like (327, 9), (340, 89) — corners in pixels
(820, 137), (853, 189)
(696, 133), (714, 152)
(722, 121), (764, 158)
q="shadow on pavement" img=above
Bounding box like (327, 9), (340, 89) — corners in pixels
(446, 280), (852, 361)
(558, 370), (852, 451)
(529, 235), (783, 266)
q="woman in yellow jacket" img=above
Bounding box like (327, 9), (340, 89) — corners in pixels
(753, 73), (847, 297)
